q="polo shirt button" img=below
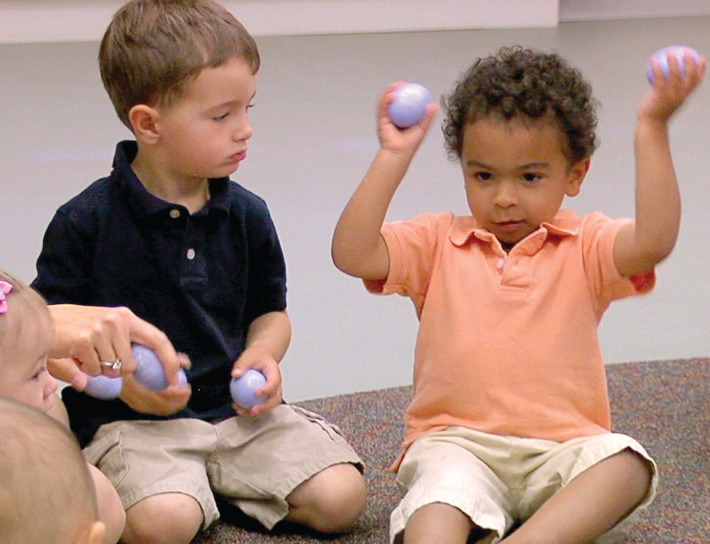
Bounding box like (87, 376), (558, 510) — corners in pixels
(187, 248), (196, 260)
(169, 209), (181, 219)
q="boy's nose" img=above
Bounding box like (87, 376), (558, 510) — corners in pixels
(234, 118), (253, 142)
(493, 181), (518, 207)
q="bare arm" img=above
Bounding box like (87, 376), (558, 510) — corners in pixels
(614, 50), (706, 276)
(332, 83), (438, 280)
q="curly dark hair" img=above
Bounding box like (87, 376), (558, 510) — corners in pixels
(442, 46), (598, 163)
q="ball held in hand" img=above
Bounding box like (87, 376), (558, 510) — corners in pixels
(132, 344), (187, 391)
(84, 374), (123, 400)
(230, 369), (267, 409)
(387, 83), (431, 128)
(646, 46), (701, 84)
(84, 344), (187, 398)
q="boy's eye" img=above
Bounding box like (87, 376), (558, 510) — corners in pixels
(475, 172), (493, 182)
(523, 173), (541, 183)
(213, 112), (229, 121)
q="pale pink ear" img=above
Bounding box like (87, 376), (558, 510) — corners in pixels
(0, 280), (12, 315)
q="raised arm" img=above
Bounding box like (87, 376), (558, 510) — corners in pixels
(614, 50), (706, 277)
(331, 83), (438, 280)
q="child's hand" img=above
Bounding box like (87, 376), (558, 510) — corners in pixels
(640, 50), (706, 123)
(377, 82), (439, 156)
(231, 347), (283, 416)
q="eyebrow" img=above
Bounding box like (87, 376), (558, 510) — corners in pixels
(466, 159), (551, 170)
(211, 91), (257, 111)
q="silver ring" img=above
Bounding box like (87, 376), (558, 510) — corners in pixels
(100, 359), (122, 372)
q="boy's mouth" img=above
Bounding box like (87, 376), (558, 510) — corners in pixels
(494, 220), (523, 232)
(230, 150), (247, 162)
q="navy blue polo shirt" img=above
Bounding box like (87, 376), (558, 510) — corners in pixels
(32, 141), (287, 446)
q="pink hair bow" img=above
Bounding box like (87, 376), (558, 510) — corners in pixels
(0, 280), (12, 315)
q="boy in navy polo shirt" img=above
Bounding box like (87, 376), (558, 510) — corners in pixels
(32, 1), (365, 543)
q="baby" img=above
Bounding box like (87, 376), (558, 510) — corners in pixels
(0, 270), (125, 543)
(0, 397), (104, 544)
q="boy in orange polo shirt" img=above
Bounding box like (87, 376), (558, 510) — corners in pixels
(332, 46), (704, 544)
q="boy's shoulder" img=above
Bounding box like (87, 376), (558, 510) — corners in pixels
(55, 176), (114, 227)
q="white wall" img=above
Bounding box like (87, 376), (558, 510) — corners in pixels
(1, 15), (708, 402)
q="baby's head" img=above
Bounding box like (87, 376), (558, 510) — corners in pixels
(0, 270), (57, 412)
(99, 0), (260, 129)
(442, 46), (598, 166)
(0, 398), (104, 544)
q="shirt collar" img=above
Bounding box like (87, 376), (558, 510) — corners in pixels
(111, 140), (230, 218)
(449, 209), (580, 250)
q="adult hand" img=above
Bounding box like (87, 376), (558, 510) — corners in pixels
(118, 373), (191, 416)
(47, 304), (182, 385)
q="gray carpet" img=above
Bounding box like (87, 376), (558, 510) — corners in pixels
(193, 358), (709, 543)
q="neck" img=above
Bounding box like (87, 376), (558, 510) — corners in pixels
(131, 154), (210, 214)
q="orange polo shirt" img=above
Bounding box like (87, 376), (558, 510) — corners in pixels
(365, 210), (654, 468)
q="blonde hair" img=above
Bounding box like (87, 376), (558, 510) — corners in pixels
(0, 398), (99, 544)
(0, 270), (49, 367)
(99, 0), (261, 129)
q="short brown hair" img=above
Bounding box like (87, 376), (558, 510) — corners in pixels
(99, 0), (261, 129)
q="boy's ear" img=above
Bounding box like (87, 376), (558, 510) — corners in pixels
(128, 104), (160, 144)
(566, 158), (591, 197)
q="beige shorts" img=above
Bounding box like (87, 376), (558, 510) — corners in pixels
(391, 427), (657, 544)
(83, 405), (363, 530)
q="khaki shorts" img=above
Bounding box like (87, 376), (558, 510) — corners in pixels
(83, 405), (363, 530)
(391, 427), (657, 544)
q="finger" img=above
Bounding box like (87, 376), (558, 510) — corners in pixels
(121, 312), (180, 384)
(418, 102), (440, 130)
(177, 352), (191, 370)
(90, 307), (137, 374)
(68, 337), (104, 376)
(47, 358), (89, 391)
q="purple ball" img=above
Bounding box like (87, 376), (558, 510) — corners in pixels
(230, 369), (267, 409)
(647, 46), (701, 84)
(387, 83), (431, 129)
(132, 344), (187, 391)
(84, 374), (123, 400)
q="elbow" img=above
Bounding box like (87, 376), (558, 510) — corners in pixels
(331, 246), (359, 278)
(638, 239), (676, 268)
(330, 238), (361, 277)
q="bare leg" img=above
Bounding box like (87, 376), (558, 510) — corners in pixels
(121, 493), (203, 544)
(502, 450), (652, 544)
(88, 464), (126, 544)
(286, 463), (366, 533)
(403, 503), (473, 544)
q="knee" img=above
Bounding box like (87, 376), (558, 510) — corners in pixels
(617, 449), (654, 501)
(122, 493), (203, 544)
(89, 465), (126, 544)
(287, 463), (367, 533)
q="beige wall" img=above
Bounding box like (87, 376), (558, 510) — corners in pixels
(1, 15), (708, 401)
